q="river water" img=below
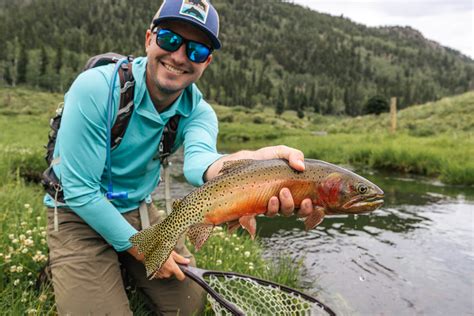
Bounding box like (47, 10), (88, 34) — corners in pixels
(154, 153), (474, 315)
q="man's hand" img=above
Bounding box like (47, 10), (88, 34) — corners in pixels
(152, 251), (190, 281)
(205, 145), (314, 218)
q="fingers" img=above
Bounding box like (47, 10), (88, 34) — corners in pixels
(171, 251), (191, 265)
(152, 251), (189, 281)
(287, 149), (305, 172)
(273, 146), (305, 171)
(266, 196), (279, 217)
(297, 198), (313, 218)
(266, 191), (314, 218)
(279, 188), (295, 217)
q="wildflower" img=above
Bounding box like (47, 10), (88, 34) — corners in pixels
(8, 234), (15, 240)
(14, 279), (20, 286)
(24, 204), (30, 208)
(249, 266), (254, 270)
(41, 239), (46, 245)
(17, 265), (23, 273)
(22, 248), (28, 254)
(219, 247), (223, 252)
(234, 247), (239, 251)
(27, 308), (37, 315)
(216, 259), (222, 266)
(224, 237), (229, 241)
(26, 230), (32, 235)
(12, 239), (19, 244)
(0, 253), (3, 257)
(41, 231), (47, 237)
(29, 281), (34, 286)
(5, 254), (11, 263)
(214, 226), (223, 232)
(21, 221), (27, 227)
(10, 265), (17, 273)
(39, 294), (47, 302)
(36, 216), (41, 221)
(28, 272), (32, 276)
(24, 238), (34, 247)
(21, 298), (27, 303)
(244, 251), (251, 257)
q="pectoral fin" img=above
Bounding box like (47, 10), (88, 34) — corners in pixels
(187, 224), (214, 251)
(304, 206), (326, 230)
(239, 215), (257, 239)
(227, 220), (240, 233)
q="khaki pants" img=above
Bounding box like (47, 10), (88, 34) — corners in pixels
(47, 204), (205, 316)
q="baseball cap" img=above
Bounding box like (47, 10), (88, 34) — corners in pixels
(150, 0), (221, 50)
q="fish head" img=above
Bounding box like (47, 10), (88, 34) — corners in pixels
(317, 171), (384, 215)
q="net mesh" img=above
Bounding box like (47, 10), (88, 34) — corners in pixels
(206, 274), (328, 315)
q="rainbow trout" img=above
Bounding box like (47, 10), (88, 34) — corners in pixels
(130, 159), (384, 277)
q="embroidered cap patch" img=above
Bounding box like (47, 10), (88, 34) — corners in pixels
(179, 0), (210, 24)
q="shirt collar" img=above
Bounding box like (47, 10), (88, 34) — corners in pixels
(132, 57), (200, 124)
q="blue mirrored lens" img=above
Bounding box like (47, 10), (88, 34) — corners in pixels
(187, 41), (211, 63)
(157, 29), (183, 51)
(156, 29), (212, 63)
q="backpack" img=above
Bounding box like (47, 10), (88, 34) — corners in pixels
(41, 52), (180, 202)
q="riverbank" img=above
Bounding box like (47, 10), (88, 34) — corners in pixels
(214, 92), (474, 186)
(0, 86), (472, 313)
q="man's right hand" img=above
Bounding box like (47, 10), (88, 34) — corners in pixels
(152, 251), (190, 281)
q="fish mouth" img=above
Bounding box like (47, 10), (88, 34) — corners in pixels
(343, 194), (385, 213)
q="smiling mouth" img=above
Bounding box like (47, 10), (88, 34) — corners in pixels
(162, 62), (185, 75)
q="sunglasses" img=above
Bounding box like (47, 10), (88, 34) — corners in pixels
(153, 28), (213, 63)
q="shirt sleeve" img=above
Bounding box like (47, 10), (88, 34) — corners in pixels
(58, 69), (137, 251)
(182, 101), (223, 186)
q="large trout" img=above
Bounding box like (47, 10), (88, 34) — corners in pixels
(130, 159), (384, 277)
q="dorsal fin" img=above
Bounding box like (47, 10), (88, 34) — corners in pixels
(220, 159), (254, 174)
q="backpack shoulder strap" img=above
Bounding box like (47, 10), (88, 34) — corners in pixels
(111, 57), (135, 149)
(158, 114), (181, 163)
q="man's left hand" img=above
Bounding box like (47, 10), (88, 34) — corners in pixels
(253, 145), (313, 218)
(206, 145), (313, 218)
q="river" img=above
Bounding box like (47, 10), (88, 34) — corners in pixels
(154, 153), (474, 315)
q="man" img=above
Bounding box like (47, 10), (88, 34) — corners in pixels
(44, 0), (314, 314)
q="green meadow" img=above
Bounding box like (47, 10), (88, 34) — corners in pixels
(0, 86), (472, 314)
(214, 92), (474, 186)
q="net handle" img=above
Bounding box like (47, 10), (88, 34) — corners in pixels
(179, 264), (336, 316)
(179, 264), (245, 316)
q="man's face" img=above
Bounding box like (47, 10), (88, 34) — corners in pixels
(145, 20), (213, 97)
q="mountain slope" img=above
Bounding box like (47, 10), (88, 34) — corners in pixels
(0, 0), (472, 115)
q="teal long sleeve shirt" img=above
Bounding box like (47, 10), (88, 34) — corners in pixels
(44, 57), (223, 251)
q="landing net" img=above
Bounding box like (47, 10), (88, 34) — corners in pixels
(206, 274), (331, 315)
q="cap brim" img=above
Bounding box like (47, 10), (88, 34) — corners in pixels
(153, 17), (221, 50)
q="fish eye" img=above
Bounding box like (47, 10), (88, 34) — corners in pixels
(357, 183), (368, 194)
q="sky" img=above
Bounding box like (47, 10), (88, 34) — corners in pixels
(291, 0), (474, 59)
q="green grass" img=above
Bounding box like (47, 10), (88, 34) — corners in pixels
(0, 86), (305, 314)
(0, 85), (473, 314)
(212, 92), (474, 186)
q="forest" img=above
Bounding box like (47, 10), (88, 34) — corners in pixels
(1, 0), (473, 115)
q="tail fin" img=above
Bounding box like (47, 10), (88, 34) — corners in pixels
(129, 220), (180, 278)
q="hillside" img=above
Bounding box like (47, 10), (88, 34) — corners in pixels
(0, 0), (473, 116)
(314, 91), (474, 136)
